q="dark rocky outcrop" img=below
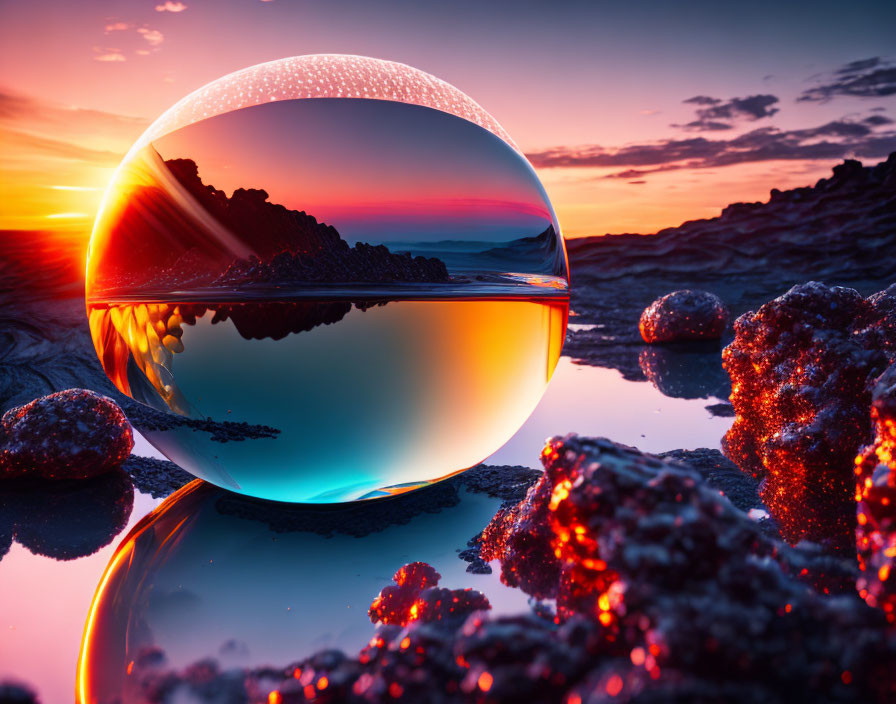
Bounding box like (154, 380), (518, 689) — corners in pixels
(216, 243), (448, 287)
(94, 156), (449, 293)
(566, 154), (896, 385)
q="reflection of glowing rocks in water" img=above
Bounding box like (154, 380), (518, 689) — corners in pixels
(75, 468), (535, 703)
(86, 56), (569, 502)
(637, 343), (730, 400)
(368, 562), (491, 626)
(0, 469), (133, 561)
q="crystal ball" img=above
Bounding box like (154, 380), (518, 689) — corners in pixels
(86, 55), (569, 503)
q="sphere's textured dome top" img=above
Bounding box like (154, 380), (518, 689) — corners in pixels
(131, 54), (519, 158)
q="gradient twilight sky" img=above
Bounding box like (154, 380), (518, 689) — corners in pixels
(1, 0), (894, 238)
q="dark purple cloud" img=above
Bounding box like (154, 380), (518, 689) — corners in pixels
(697, 94), (780, 120)
(674, 94), (779, 132)
(677, 120), (733, 132)
(683, 95), (722, 106)
(798, 57), (896, 102)
(526, 117), (896, 179)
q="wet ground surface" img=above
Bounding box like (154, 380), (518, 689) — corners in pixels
(0, 285), (734, 702)
(2, 156), (894, 701)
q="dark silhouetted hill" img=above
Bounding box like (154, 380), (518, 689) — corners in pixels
(94, 156), (449, 292)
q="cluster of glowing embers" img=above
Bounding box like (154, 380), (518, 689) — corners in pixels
(722, 282), (896, 619)
(856, 365), (896, 622)
(368, 562), (491, 627)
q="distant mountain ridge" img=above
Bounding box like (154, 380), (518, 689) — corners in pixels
(400, 224), (565, 277)
(568, 152), (896, 286)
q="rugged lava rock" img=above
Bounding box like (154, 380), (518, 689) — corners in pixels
(368, 562), (491, 627)
(723, 282), (896, 551)
(639, 290), (729, 344)
(0, 389), (133, 480)
(856, 364), (896, 622)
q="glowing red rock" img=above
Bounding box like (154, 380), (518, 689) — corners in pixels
(639, 290), (728, 344)
(0, 389), (133, 480)
(723, 282), (896, 550)
(368, 561), (490, 627)
(856, 365), (896, 622)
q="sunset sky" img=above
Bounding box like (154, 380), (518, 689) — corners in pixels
(152, 97), (553, 242)
(1, 0), (894, 239)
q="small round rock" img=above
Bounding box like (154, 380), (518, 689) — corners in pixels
(639, 290), (729, 344)
(0, 389), (134, 480)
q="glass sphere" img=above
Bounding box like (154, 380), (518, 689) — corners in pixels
(76, 477), (528, 703)
(86, 55), (569, 502)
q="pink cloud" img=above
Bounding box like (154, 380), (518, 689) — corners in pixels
(104, 22), (131, 32)
(155, 1), (188, 12)
(93, 47), (126, 62)
(137, 28), (165, 46)
(94, 52), (126, 63)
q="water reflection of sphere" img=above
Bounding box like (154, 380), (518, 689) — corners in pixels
(76, 477), (528, 703)
(86, 56), (569, 503)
